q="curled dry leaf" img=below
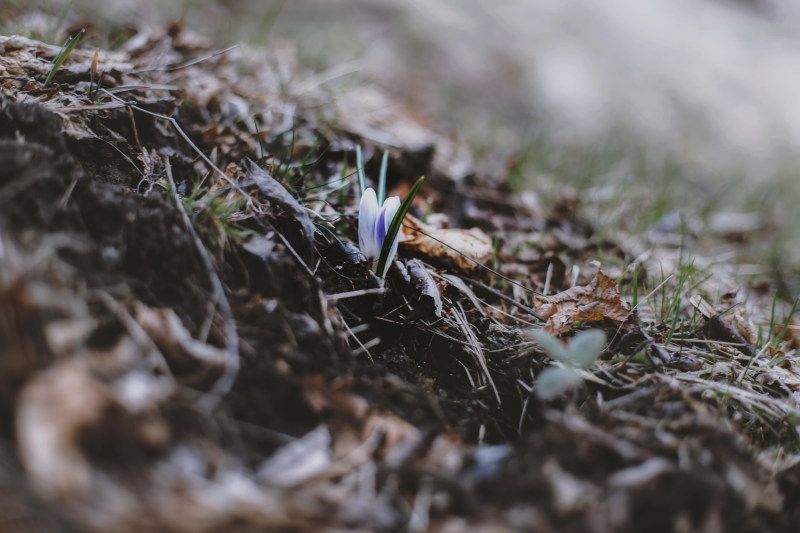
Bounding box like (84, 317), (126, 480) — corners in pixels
(689, 294), (755, 356)
(395, 258), (443, 318)
(16, 358), (108, 500)
(534, 269), (630, 335)
(135, 303), (227, 389)
(401, 214), (494, 275)
(775, 319), (800, 351)
(708, 315), (754, 356)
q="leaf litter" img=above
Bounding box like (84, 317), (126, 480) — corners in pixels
(0, 12), (799, 533)
(535, 268), (631, 335)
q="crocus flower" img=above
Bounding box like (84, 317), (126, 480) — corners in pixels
(359, 187), (401, 278)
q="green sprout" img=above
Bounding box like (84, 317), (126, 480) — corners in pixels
(529, 329), (606, 399)
(44, 28), (85, 87)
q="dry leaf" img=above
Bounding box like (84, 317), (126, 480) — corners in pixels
(401, 214), (493, 275)
(397, 258), (443, 318)
(258, 425), (332, 487)
(135, 303), (227, 389)
(775, 319), (800, 351)
(16, 358), (108, 500)
(758, 363), (800, 394)
(690, 295), (755, 355)
(534, 269), (630, 335)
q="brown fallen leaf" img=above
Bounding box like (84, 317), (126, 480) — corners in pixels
(775, 319), (800, 351)
(689, 295), (755, 356)
(534, 269), (630, 335)
(401, 214), (494, 275)
(757, 361), (800, 395)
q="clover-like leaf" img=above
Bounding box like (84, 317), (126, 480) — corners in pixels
(535, 366), (583, 400)
(565, 329), (606, 369)
(529, 330), (569, 362)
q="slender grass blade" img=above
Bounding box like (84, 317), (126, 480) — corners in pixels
(44, 28), (85, 87)
(375, 176), (424, 279)
(356, 145), (367, 195)
(377, 149), (389, 205)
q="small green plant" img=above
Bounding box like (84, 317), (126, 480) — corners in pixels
(44, 28), (86, 87)
(181, 182), (248, 246)
(529, 329), (606, 399)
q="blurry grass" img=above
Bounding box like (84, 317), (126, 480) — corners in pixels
(508, 131), (800, 301)
(1, 0), (71, 42)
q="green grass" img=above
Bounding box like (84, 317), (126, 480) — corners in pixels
(43, 27), (85, 86)
(0, 0), (71, 43)
(180, 180), (248, 250)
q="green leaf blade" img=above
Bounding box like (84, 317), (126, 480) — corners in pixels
(375, 175), (424, 279)
(377, 149), (389, 205)
(44, 29), (85, 87)
(356, 145), (367, 195)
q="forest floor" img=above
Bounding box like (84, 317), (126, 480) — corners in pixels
(1, 12), (800, 533)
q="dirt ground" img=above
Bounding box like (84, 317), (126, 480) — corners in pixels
(1, 12), (800, 533)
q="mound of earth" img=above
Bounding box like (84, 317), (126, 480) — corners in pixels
(0, 24), (799, 533)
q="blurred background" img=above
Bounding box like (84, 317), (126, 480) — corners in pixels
(4, 0), (800, 292)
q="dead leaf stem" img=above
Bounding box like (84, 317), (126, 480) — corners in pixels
(163, 155), (239, 410)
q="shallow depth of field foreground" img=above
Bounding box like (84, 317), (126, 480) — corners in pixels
(1, 2), (800, 532)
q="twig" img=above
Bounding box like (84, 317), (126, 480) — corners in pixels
(93, 291), (172, 377)
(453, 301), (501, 405)
(462, 276), (544, 321)
(50, 102), (129, 113)
(131, 45), (239, 74)
(128, 106), (142, 148)
(91, 130), (144, 177)
(163, 155), (239, 410)
(483, 302), (540, 326)
(326, 288), (388, 301)
(54, 178), (78, 210)
(274, 230), (315, 278)
(341, 317), (375, 362)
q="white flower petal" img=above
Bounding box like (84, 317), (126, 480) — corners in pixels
(382, 196), (401, 232)
(358, 188), (380, 260)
